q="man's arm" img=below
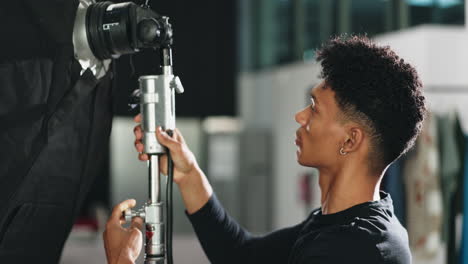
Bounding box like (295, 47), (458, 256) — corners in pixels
(186, 192), (307, 264)
(133, 115), (304, 263)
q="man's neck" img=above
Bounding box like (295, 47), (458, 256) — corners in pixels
(319, 165), (383, 215)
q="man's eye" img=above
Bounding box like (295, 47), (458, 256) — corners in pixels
(310, 97), (316, 111)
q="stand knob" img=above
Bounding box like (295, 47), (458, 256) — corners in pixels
(171, 76), (184, 94)
(124, 209), (134, 223)
(123, 208), (146, 223)
(128, 89), (141, 110)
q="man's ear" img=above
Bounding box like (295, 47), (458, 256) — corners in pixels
(342, 126), (364, 153)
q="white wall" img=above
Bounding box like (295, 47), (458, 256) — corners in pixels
(239, 62), (322, 228)
(374, 25), (468, 132)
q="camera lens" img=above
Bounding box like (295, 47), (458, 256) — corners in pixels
(86, 2), (136, 59)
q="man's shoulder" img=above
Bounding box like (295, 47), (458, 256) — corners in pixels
(305, 222), (381, 250)
(295, 219), (411, 264)
(293, 225), (382, 263)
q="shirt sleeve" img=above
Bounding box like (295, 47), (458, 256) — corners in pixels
(186, 193), (306, 264)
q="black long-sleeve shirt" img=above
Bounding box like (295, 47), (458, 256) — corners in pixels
(186, 191), (411, 264)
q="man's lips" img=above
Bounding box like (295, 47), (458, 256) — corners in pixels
(295, 139), (301, 147)
(295, 132), (302, 147)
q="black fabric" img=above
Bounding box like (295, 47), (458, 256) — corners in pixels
(187, 191), (411, 264)
(0, 58), (113, 263)
(0, 1), (114, 263)
(0, 0), (78, 61)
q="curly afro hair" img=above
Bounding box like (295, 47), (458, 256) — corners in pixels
(316, 35), (426, 169)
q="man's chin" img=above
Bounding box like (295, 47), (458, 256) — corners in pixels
(297, 160), (316, 167)
(296, 152), (315, 167)
(296, 152), (306, 166)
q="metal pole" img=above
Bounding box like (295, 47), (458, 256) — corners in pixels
(145, 153), (165, 264)
(149, 155), (160, 204)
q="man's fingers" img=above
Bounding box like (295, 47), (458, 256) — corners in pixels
(110, 199), (136, 223)
(134, 125), (145, 158)
(135, 139), (144, 153)
(159, 154), (168, 175)
(138, 153), (149, 161)
(133, 125), (143, 140)
(134, 114), (142, 123)
(128, 228), (143, 258)
(136, 125), (184, 163)
(174, 128), (186, 144)
(131, 217), (144, 230)
(156, 127), (180, 150)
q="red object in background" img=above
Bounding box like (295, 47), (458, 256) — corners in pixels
(146, 231), (154, 241)
(74, 217), (99, 232)
(299, 173), (312, 207)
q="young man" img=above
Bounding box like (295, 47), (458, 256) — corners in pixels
(104, 35), (425, 264)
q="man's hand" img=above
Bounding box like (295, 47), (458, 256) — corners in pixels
(133, 114), (213, 214)
(103, 199), (143, 264)
(133, 114), (199, 185)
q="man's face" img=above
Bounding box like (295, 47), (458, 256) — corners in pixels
(294, 81), (346, 168)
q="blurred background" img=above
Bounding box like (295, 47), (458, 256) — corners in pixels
(61, 0), (468, 263)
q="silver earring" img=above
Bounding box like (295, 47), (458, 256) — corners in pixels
(339, 147), (347, 155)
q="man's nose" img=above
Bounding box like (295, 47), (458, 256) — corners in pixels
(295, 108), (308, 126)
